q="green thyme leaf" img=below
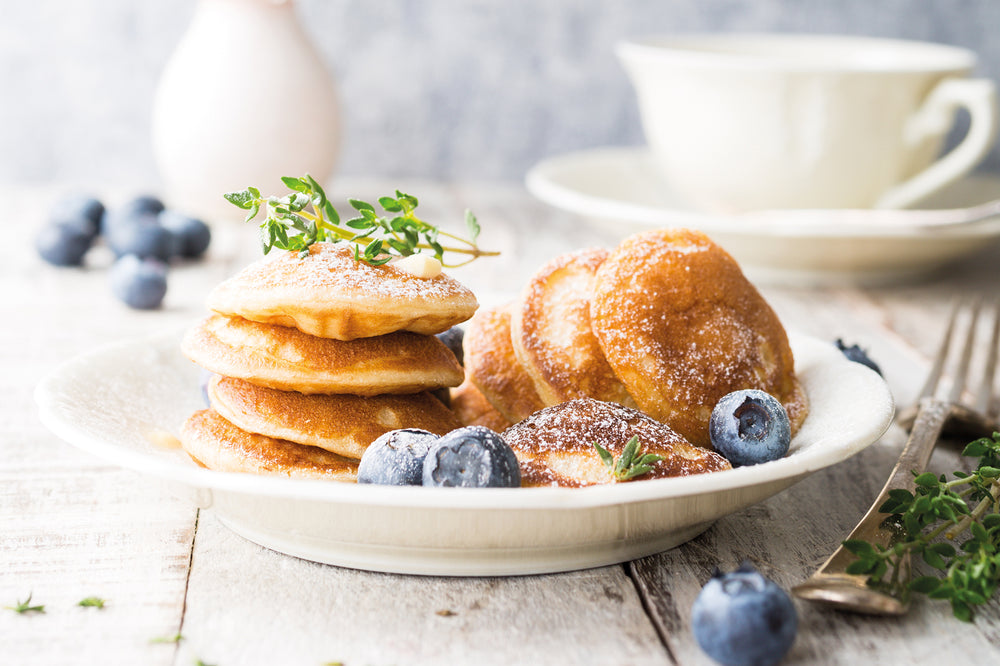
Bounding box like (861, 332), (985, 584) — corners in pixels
(592, 436), (665, 482)
(78, 596), (106, 609)
(5, 593), (45, 614)
(224, 175), (497, 267)
(845, 430), (1000, 621)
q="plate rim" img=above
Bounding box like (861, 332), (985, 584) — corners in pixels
(34, 328), (895, 511)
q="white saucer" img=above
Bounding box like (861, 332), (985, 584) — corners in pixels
(526, 147), (1000, 286)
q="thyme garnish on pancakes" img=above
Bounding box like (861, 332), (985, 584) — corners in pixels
(225, 175), (497, 267)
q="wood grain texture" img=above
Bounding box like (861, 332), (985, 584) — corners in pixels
(6, 181), (1000, 664)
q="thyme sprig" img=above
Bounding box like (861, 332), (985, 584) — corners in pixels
(5, 593), (45, 614)
(594, 436), (665, 481)
(224, 175), (497, 267)
(844, 431), (1000, 621)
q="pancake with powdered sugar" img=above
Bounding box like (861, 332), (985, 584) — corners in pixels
(207, 242), (478, 340)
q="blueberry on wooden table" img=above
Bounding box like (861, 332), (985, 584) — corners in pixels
(35, 222), (94, 267)
(422, 426), (520, 488)
(105, 212), (174, 262)
(358, 429), (439, 486)
(159, 210), (211, 259)
(709, 390), (791, 466)
(691, 562), (798, 666)
(109, 254), (168, 310)
(51, 194), (105, 241)
(35, 194), (106, 266)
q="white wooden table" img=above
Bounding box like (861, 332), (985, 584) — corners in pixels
(4, 179), (1000, 665)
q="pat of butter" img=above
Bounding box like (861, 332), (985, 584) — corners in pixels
(392, 254), (442, 279)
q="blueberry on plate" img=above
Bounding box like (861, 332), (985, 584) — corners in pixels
(709, 389), (790, 467)
(691, 562), (797, 666)
(106, 215), (174, 261)
(435, 326), (465, 365)
(835, 338), (882, 376)
(358, 429), (440, 485)
(109, 254), (168, 310)
(160, 210), (211, 259)
(422, 426), (520, 488)
(35, 221), (94, 267)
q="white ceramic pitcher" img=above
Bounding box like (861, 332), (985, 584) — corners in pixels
(152, 0), (340, 222)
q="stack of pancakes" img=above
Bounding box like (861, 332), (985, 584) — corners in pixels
(178, 243), (478, 481)
(457, 229), (808, 452)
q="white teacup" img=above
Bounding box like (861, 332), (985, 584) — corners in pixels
(617, 34), (998, 212)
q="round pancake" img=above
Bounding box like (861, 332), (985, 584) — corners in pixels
(590, 229), (808, 448)
(462, 303), (546, 423)
(206, 242), (479, 340)
(208, 375), (460, 459)
(181, 314), (463, 395)
(449, 377), (513, 432)
(180, 409), (359, 481)
(511, 247), (636, 408)
(502, 398), (731, 488)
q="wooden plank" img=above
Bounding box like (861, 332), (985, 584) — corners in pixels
(175, 512), (672, 666)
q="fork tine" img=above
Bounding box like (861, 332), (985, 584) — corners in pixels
(947, 298), (981, 404)
(974, 299), (1000, 417)
(918, 301), (962, 401)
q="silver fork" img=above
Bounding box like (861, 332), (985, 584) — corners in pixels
(792, 299), (1000, 614)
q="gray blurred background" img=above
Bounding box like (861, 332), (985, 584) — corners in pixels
(3, 0), (999, 190)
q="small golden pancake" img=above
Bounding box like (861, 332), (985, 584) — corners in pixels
(206, 243), (479, 340)
(462, 304), (546, 423)
(511, 247), (636, 408)
(502, 398), (731, 487)
(590, 229), (808, 448)
(449, 377), (513, 432)
(180, 409), (359, 481)
(208, 375), (460, 459)
(182, 314), (463, 395)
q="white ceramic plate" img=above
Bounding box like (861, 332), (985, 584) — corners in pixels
(526, 147), (1000, 286)
(35, 330), (893, 576)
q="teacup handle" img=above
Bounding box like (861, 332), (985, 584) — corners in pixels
(875, 77), (997, 209)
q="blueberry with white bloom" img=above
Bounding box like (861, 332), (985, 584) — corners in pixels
(709, 389), (790, 466)
(691, 562), (798, 666)
(358, 429), (439, 486)
(422, 426), (520, 488)
(109, 254), (168, 310)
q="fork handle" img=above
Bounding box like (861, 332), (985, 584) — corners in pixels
(792, 399), (951, 614)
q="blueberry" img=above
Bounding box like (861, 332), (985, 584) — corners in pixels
(422, 426), (520, 488)
(160, 210), (211, 259)
(691, 562), (797, 666)
(121, 194), (165, 217)
(50, 194), (104, 240)
(106, 215), (174, 261)
(835, 339), (882, 376)
(358, 429), (439, 485)
(709, 390), (790, 466)
(435, 326), (465, 365)
(100, 195), (165, 235)
(35, 221), (94, 267)
(199, 368), (215, 407)
(109, 254), (168, 310)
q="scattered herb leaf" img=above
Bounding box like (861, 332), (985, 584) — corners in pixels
(78, 596), (106, 609)
(225, 176), (497, 267)
(845, 431), (1000, 621)
(150, 633), (184, 644)
(593, 436), (664, 481)
(5, 593), (45, 614)
(436, 609), (457, 617)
